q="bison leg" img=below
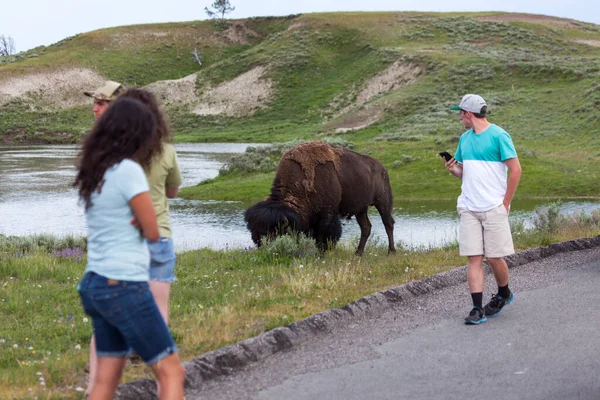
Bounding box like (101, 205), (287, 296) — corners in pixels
(375, 203), (396, 254)
(354, 209), (372, 255)
(311, 211), (342, 252)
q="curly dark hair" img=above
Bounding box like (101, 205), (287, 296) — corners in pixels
(74, 97), (160, 209)
(120, 88), (172, 152)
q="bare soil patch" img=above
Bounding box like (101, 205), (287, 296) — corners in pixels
(225, 22), (260, 45)
(476, 13), (578, 29)
(325, 61), (422, 132)
(193, 66), (273, 117)
(574, 39), (600, 47)
(144, 65), (274, 117)
(332, 61), (422, 118)
(144, 73), (199, 106)
(287, 21), (307, 31)
(0, 68), (105, 109)
(357, 61), (422, 105)
(330, 104), (385, 133)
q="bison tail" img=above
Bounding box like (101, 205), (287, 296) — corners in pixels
(244, 200), (302, 246)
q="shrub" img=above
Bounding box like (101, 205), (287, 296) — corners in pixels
(532, 203), (562, 233)
(510, 219), (526, 236)
(392, 154), (421, 168)
(262, 233), (319, 259)
(0, 234), (87, 254)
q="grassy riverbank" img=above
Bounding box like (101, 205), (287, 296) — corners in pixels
(1, 206), (599, 398)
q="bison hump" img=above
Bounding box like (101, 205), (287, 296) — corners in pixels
(282, 141), (344, 192)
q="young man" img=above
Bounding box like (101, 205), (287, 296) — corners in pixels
(84, 81), (123, 120)
(442, 94), (522, 325)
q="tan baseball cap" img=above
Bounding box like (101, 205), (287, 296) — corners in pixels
(84, 81), (123, 101)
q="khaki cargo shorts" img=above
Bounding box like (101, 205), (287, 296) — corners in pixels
(458, 204), (515, 258)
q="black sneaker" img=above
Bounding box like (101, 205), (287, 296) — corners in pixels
(484, 292), (514, 317)
(464, 306), (487, 325)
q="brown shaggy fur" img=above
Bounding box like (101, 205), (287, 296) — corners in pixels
(283, 141), (344, 193)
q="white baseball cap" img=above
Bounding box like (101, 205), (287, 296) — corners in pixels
(450, 94), (487, 114)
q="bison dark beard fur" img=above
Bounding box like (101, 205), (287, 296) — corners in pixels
(244, 142), (396, 255)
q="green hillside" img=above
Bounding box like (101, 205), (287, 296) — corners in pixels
(1, 12), (600, 200)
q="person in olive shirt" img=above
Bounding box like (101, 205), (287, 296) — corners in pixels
(121, 88), (183, 324)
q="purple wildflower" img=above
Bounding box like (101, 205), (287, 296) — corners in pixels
(52, 248), (84, 260)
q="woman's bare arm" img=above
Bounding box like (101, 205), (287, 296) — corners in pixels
(129, 192), (159, 242)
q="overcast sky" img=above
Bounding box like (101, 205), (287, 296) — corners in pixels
(3, 0), (599, 52)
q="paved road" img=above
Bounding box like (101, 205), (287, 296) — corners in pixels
(188, 247), (600, 400)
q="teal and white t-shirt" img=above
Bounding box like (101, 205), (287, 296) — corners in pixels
(84, 159), (151, 281)
(454, 124), (517, 212)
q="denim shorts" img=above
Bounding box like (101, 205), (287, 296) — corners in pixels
(78, 272), (177, 365)
(148, 237), (176, 283)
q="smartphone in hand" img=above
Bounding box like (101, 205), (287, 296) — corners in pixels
(439, 151), (453, 162)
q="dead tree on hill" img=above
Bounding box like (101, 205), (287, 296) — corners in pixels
(0, 35), (16, 56)
(192, 48), (203, 67)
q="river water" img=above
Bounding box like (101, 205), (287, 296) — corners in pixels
(1, 144), (599, 251)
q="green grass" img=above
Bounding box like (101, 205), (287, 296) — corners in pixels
(1, 207), (599, 398)
(0, 105), (92, 144)
(179, 171), (273, 203)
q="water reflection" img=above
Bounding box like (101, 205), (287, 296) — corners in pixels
(0, 144), (599, 251)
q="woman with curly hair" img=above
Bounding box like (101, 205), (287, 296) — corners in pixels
(75, 97), (184, 400)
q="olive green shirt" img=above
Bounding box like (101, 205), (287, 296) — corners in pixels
(145, 144), (182, 238)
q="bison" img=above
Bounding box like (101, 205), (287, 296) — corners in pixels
(244, 141), (396, 255)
